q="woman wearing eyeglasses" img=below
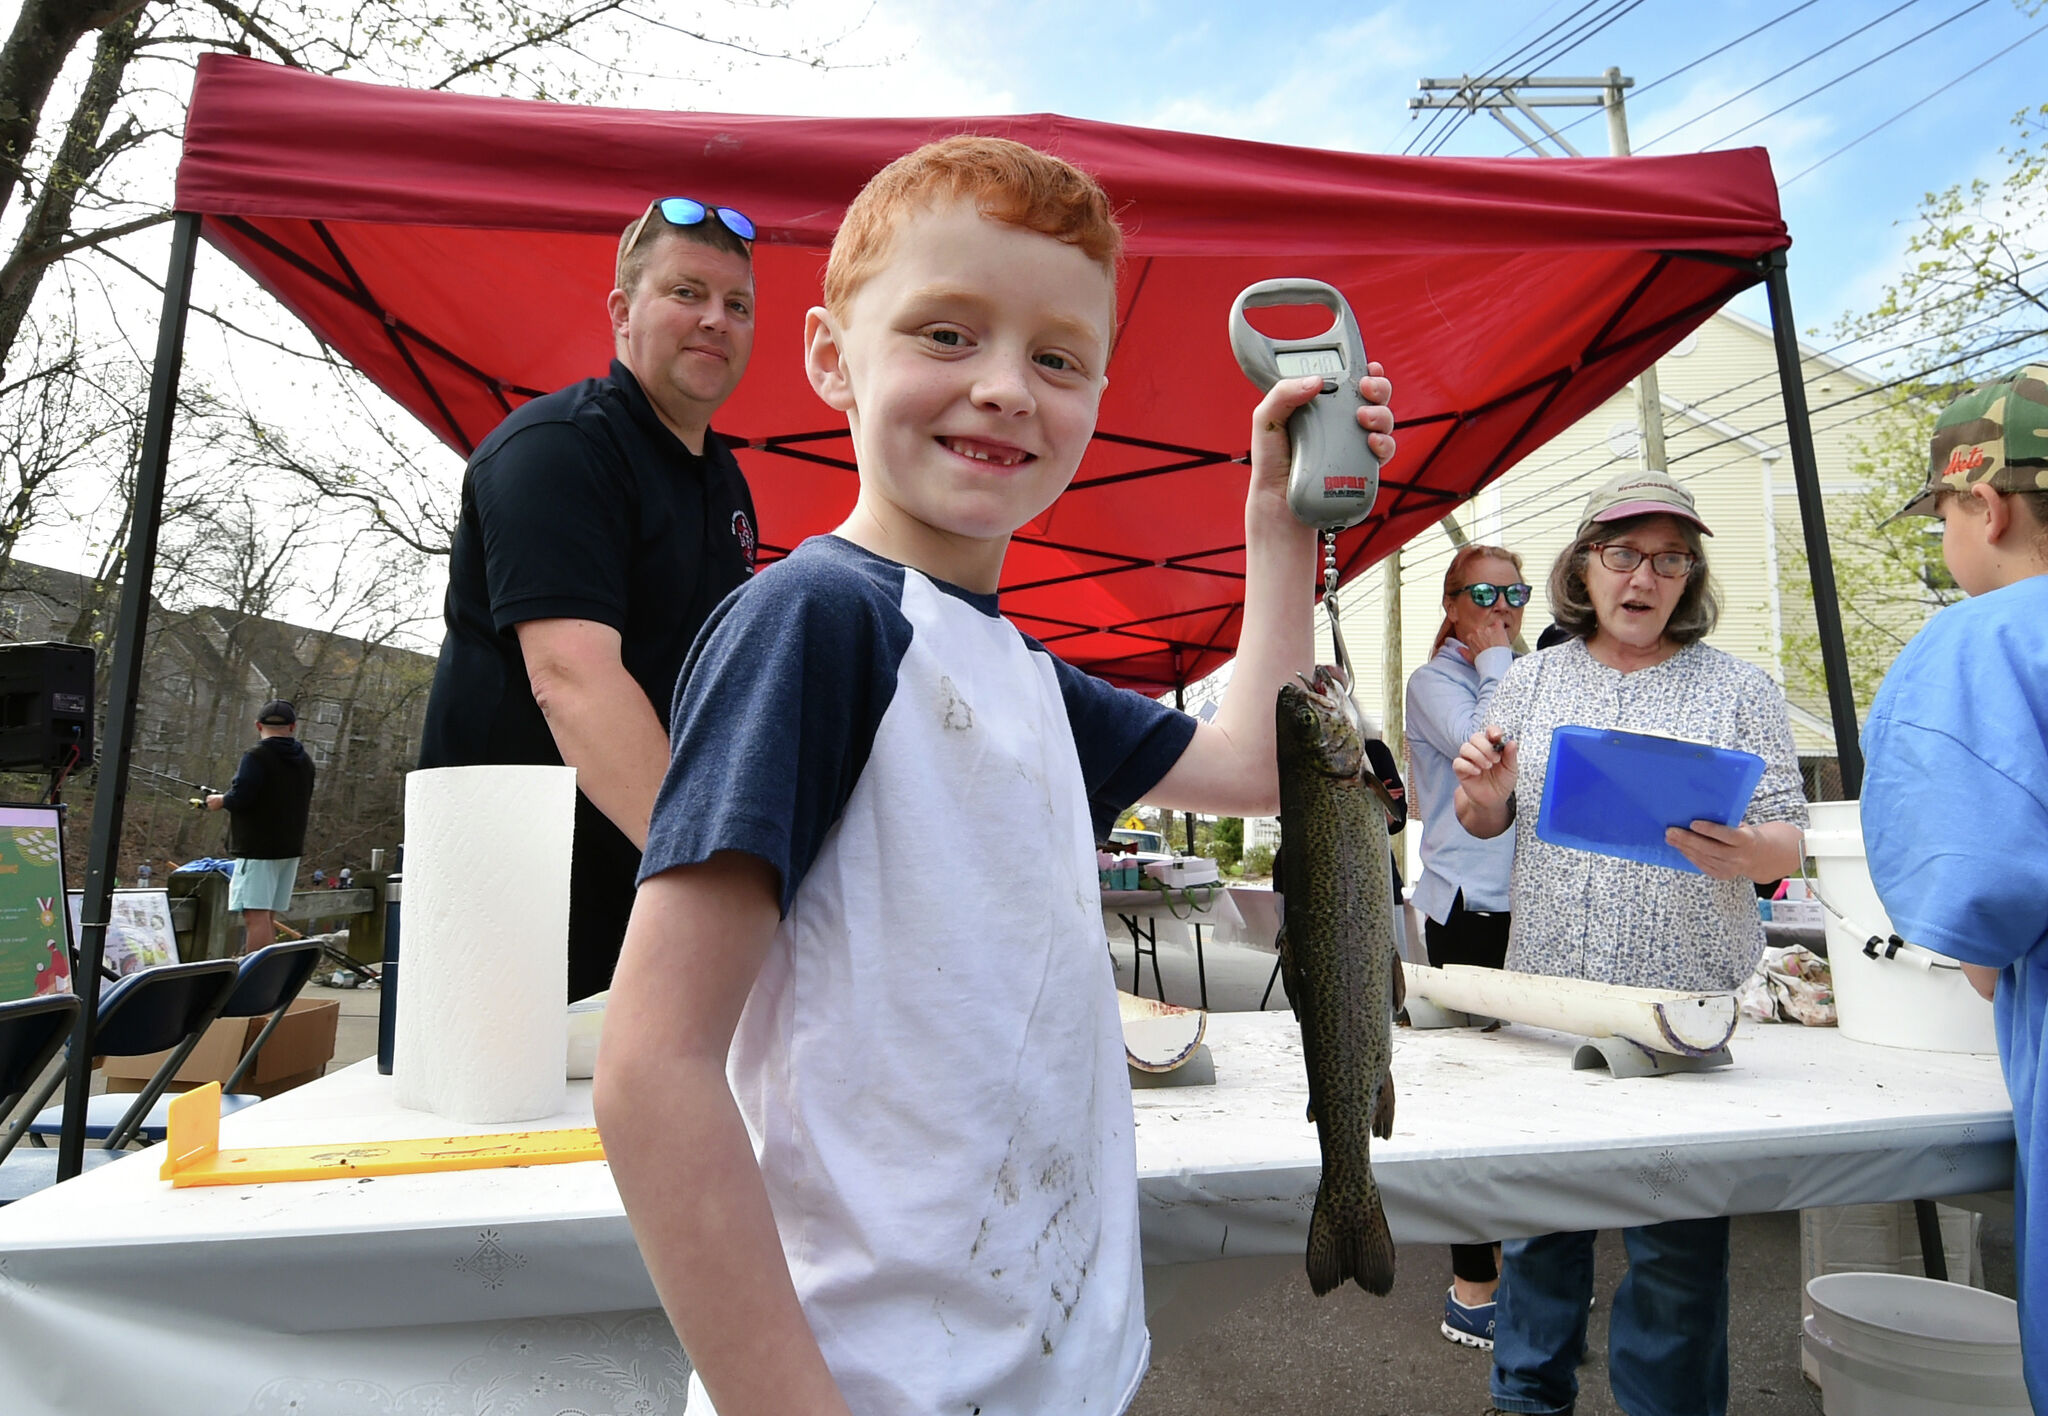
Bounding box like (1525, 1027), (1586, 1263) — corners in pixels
(1404, 541), (1529, 1350)
(1452, 471), (1808, 1416)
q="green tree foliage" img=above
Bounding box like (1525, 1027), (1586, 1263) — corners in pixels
(1782, 104), (2046, 715)
(1211, 816), (1243, 869)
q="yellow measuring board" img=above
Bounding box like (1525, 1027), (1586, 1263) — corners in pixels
(159, 1082), (606, 1188)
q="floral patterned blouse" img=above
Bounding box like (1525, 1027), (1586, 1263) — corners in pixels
(1489, 636), (1809, 992)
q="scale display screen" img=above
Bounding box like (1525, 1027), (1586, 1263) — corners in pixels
(1275, 348), (1345, 378)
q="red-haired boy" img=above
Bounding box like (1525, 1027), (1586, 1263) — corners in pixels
(595, 136), (1396, 1415)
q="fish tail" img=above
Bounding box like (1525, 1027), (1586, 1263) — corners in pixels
(1305, 1167), (1397, 1297)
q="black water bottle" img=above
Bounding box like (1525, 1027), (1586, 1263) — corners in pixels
(377, 873), (401, 1075)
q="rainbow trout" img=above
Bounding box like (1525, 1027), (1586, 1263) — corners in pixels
(1274, 664), (1401, 1297)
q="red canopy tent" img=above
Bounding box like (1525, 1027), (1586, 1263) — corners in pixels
(176, 55), (1803, 693)
(58, 55), (1862, 1170)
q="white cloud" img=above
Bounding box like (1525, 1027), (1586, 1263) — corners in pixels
(616, 1), (1021, 119)
(1139, 9), (1429, 154)
(1631, 74), (1835, 170)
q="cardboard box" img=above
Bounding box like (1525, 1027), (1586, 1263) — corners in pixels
(101, 998), (339, 1100)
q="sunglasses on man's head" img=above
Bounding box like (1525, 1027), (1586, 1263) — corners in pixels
(622, 196), (757, 254)
(1454, 582), (1531, 609)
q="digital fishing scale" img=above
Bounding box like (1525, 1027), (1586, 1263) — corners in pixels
(1228, 278), (1381, 693)
(1228, 278), (1382, 532)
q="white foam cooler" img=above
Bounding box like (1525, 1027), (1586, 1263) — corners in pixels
(1806, 800), (1996, 1055)
(1145, 857), (1220, 889)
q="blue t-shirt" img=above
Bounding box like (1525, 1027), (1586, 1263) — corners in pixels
(1862, 572), (2048, 1404)
(640, 535), (1196, 1416)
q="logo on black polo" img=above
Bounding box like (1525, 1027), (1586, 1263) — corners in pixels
(731, 510), (757, 568)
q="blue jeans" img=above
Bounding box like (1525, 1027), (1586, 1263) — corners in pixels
(1489, 1219), (1730, 1416)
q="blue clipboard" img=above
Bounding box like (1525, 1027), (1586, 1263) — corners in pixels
(1534, 725), (1766, 875)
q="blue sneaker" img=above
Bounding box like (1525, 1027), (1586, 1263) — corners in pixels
(1442, 1287), (1496, 1349)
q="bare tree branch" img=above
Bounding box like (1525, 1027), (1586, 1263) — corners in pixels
(0, 209), (173, 291)
(429, 0), (631, 90)
(195, 0), (304, 68)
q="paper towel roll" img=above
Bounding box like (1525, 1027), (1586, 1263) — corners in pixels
(393, 765), (574, 1122)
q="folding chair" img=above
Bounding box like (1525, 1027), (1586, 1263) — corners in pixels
(0, 994), (79, 1164)
(20, 958), (240, 1152)
(33, 941), (326, 1146)
(138, 939), (326, 1135)
(218, 940), (325, 1091)
(0, 993), (117, 1203)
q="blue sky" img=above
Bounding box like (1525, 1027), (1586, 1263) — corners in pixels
(29, 0), (2045, 629)
(717, 0), (2047, 345)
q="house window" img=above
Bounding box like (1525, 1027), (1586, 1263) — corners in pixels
(1918, 523), (1956, 593)
(312, 700), (343, 726)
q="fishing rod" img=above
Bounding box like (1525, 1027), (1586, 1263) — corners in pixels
(126, 760), (219, 807)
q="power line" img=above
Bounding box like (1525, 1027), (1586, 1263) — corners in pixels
(1634, 0), (1927, 153)
(1496, 0), (1825, 158)
(1401, 321), (2047, 578)
(1701, 0), (1994, 151)
(1439, 282), (2042, 540)
(1403, 0), (1645, 157)
(1400, 1), (1611, 155)
(1779, 19), (2048, 186)
(1421, 0), (1651, 157)
(1401, 0), (1607, 155)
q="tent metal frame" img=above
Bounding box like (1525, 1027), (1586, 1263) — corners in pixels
(53, 211), (1864, 1178)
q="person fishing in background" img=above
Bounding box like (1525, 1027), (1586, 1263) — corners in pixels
(1453, 471), (1807, 1416)
(205, 700), (316, 956)
(1859, 368), (2048, 1411)
(1405, 542), (1529, 1351)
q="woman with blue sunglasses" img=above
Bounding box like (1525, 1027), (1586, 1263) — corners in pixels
(1404, 540), (1530, 1352)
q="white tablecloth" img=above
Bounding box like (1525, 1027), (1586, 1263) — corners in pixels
(0, 1014), (2011, 1413)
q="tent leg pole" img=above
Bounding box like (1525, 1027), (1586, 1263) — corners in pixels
(1761, 250), (1863, 798)
(57, 211), (201, 1182)
(1173, 684), (1195, 856)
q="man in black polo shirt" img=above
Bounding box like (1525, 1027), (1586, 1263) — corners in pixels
(421, 197), (760, 1000)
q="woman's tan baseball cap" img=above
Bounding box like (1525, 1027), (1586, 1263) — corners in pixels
(1579, 470), (1713, 535)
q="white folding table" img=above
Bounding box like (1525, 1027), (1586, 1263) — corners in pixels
(0, 1014), (2010, 1413)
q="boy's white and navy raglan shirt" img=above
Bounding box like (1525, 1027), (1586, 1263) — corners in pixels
(639, 534), (1197, 1416)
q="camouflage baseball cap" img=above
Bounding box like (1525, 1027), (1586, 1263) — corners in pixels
(1886, 365), (2048, 523)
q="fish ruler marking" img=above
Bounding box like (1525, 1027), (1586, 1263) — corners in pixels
(159, 1083), (605, 1188)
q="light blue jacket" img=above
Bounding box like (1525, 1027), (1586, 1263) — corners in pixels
(1863, 574), (2048, 1409)
(1405, 640), (1517, 924)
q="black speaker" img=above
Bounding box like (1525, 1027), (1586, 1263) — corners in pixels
(0, 642), (94, 772)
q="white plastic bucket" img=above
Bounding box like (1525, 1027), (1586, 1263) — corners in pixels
(1804, 1272), (2026, 1414)
(1805, 800), (1997, 1054)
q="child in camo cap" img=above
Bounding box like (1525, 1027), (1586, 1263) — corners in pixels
(1861, 365), (2048, 1407)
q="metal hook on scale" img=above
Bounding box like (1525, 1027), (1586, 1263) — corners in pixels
(1227, 278), (1382, 698)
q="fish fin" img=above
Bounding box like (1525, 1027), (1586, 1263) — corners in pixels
(1275, 919), (1302, 1020)
(1306, 1173), (1398, 1298)
(1389, 949), (1407, 1012)
(1365, 770), (1401, 820)
(1372, 1067), (1396, 1141)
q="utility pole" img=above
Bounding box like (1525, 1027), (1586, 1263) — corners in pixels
(1411, 66), (1669, 470)
(1382, 547), (1403, 764)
